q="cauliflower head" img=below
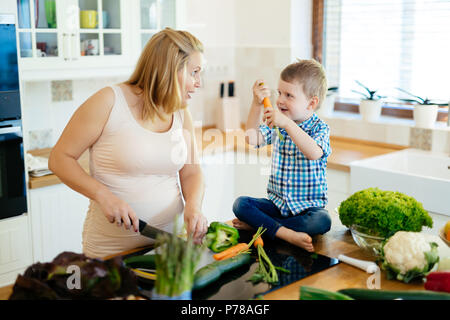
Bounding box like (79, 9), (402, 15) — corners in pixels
(381, 231), (440, 283)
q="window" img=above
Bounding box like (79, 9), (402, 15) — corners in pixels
(321, 0), (450, 117)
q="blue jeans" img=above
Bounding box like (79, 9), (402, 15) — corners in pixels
(232, 196), (331, 240)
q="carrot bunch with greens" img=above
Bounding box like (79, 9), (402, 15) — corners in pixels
(213, 227), (265, 261)
(248, 232), (290, 285)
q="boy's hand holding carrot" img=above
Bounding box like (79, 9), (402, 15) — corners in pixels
(263, 102), (290, 129)
(255, 81), (289, 139)
(252, 80), (271, 105)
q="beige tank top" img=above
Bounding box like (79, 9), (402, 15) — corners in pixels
(82, 85), (187, 259)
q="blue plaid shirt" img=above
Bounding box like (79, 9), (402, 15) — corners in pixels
(256, 113), (331, 217)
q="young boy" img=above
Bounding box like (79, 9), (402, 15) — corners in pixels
(232, 59), (332, 252)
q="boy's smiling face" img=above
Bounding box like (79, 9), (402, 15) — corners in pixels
(276, 78), (317, 123)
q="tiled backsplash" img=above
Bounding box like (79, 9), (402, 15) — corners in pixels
(189, 46), (294, 127)
(21, 77), (127, 152)
(28, 129), (53, 150)
(323, 111), (450, 153)
(409, 127), (432, 151)
(51, 80), (73, 102)
(234, 46), (293, 127)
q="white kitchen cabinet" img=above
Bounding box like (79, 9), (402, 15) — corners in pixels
(28, 183), (89, 263)
(233, 152), (270, 200)
(0, 214), (33, 287)
(134, 0), (177, 53)
(16, 0), (178, 81)
(326, 168), (351, 213)
(200, 152), (271, 224)
(200, 152), (236, 223)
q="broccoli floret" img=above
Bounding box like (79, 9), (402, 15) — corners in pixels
(338, 188), (433, 238)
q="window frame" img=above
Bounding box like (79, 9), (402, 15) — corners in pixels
(312, 0), (448, 122)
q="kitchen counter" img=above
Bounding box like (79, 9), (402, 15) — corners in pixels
(27, 127), (406, 189)
(0, 214), (426, 301)
(27, 148), (90, 189)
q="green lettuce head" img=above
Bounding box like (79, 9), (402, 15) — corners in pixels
(338, 188), (432, 238)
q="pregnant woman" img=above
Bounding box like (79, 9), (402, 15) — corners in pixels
(49, 28), (208, 259)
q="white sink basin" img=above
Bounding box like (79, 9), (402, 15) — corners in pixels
(350, 149), (450, 216)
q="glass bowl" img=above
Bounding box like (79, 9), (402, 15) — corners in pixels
(439, 228), (450, 247)
(350, 224), (386, 257)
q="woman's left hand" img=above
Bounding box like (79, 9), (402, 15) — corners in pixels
(184, 208), (208, 244)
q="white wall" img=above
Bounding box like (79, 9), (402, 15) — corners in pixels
(291, 0), (313, 61)
(0, 0), (16, 14)
(234, 0), (292, 48)
(181, 0), (236, 48)
(233, 0), (313, 125)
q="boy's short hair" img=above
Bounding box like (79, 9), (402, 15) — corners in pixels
(280, 59), (328, 109)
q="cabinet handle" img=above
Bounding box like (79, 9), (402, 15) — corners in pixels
(71, 34), (78, 61)
(0, 126), (21, 135)
(62, 33), (71, 61)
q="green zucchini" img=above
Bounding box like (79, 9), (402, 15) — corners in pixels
(193, 253), (252, 291)
(300, 286), (354, 300)
(337, 288), (450, 300)
(123, 254), (156, 270)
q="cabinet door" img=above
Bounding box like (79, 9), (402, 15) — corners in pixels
(29, 184), (89, 263)
(138, 0), (177, 50)
(0, 214), (32, 287)
(18, 0), (132, 76)
(326, 168), (350, 212)
(78, 0), (126, 59)
(201, 152), (236, 223)
(17, 0), (62, 61)
(233, 152), (270, 200)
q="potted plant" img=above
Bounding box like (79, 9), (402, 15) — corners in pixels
(395, 88), (448, 128)
(316, 86), (338, 118)
(352, 81), (386, 122)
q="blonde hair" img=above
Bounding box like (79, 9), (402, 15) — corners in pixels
(125, 28), (203, 121)
(280, 59), (328, 109)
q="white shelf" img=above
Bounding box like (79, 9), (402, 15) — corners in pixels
(20, 66), (133, 82)
(323, 110), (450, 131)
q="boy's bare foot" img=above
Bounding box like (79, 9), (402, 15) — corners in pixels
(232, 218), (255, 231)
(276, 227), (314, 252)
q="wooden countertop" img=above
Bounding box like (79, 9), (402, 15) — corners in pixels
(27, 148), (90, 189)
(27, 128), (406, 189)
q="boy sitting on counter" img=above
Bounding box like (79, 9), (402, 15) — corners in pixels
(232, 59), (332, 252)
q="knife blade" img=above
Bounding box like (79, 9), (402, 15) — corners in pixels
(138, 219), (172, 240)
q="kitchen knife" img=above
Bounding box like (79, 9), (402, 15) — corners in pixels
(138, 219), (172, 240)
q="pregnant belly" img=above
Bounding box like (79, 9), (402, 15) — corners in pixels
(86, 175), (184, 236)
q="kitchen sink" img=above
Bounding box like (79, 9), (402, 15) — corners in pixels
(349, 148), (450, 217)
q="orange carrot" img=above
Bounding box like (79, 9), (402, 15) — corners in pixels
(259, 82), (271, 108)
(213, 226), (266, 261)
(259, 86), (285, 142)
(213, 243), (248, 261)
(253, 235), (264, 248)
(263, 97), (272, 108)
